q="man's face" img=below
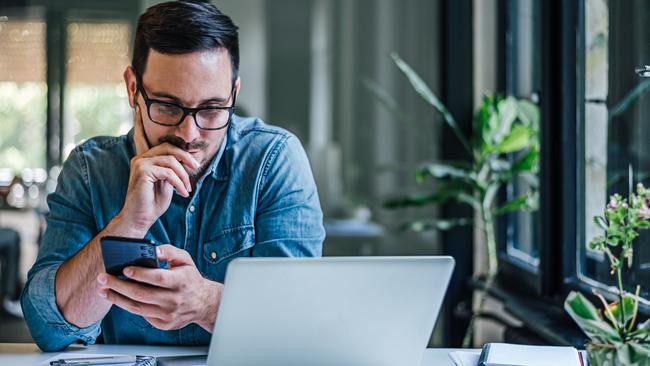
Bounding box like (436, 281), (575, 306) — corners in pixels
(125, 48), (239, 178)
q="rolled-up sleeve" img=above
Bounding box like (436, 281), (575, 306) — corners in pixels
(21, 147), (101, 351)
(253, 135), (325, 257)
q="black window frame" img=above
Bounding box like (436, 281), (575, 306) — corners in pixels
(497, 0), (650, 322)
(562, 0), (650, 316)
(496, 0), (568, 298)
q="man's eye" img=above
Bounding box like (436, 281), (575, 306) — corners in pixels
(157, 104), (179, 114)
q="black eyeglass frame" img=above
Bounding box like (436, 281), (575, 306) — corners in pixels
(135, 74), (237, 131)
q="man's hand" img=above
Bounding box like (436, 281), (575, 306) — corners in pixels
(119, 106), (200, 234)
(96, 244), (223, 333)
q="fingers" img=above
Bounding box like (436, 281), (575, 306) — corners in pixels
(141, 143), (200, 172)
(155, 244), (195, 267)
(102, 288), (165, 320)
(133, 105), (150, 155)
(148, 165), (190, 197)
(97, 273), (165, 305)
(123, 267), (176, 289)
(145, 156), (192, 195)
(143, 316), (174, 330)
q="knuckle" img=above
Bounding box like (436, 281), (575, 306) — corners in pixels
(155, 272), (166, 286)
(129, 301), (141, 313)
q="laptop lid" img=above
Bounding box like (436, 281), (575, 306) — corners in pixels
(206, 256), (454, 366)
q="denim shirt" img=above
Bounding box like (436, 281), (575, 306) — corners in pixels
(21, 116), (325, 351)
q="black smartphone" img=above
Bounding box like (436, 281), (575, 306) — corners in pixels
(100, 236), (159, 278)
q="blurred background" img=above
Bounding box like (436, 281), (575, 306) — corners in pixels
(1, 0), (649, 351)
(0, 0), (445, 345)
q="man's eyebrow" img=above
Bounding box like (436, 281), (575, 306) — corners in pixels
(150, 91), (229, 105)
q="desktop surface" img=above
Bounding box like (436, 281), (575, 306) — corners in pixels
(0, 343), (459, 366)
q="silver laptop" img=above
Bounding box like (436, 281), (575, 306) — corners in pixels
(199, 256), (454, 366)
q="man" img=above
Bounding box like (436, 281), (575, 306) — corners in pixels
(21, 0), (325, 352)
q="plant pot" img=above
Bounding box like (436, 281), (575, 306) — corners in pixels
(587, 342), (650, 366)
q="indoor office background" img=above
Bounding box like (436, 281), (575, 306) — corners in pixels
(0, 0), (648, 352)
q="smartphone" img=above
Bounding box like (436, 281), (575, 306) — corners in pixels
(100, 236), (159, 278)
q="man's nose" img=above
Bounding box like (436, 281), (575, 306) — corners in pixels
(175, 113), (201, 143)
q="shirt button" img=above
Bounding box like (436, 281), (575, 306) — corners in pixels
(210, 252), (217, 260)
(189, 205), (195, 213)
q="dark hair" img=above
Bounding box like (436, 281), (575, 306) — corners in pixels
(132, 0), (239, 81)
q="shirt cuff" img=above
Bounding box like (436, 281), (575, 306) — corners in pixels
(24, 264), (102, 344)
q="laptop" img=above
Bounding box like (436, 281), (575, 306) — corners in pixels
(159, 256), (454, 366)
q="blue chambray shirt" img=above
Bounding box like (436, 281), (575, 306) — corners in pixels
(21, 116), (325, 351)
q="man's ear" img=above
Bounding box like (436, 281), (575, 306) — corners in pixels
(235, 76), (241, 95)
(123, 66), (138, 108)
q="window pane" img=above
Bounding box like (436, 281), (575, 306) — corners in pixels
(0, 18), (46, 171)
(504, 0), (541, 267)
(582, 0), (650, 298)
(63, 21), (132, 158)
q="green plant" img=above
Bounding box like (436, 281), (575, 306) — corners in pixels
(373, 53), (540, 347)
(565, 184), (650, 366)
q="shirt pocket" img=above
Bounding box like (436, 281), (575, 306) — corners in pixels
(201, 225), (255, 281)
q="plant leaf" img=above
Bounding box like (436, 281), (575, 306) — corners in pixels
(518, 172), (540, 189)
(607, 294), (636, 329)
(517, 99), (540, 128)
(416, 163), (475, 183)
(593, 216), (609, 231)
(629, 342), (650, 363)
(488, 159), (512, 172)
(493, 194), (535, 216)
(362, 78), (414, 123)
(391, 52), (473, 156)
(493, 125), (532, 153)
(511, 146), (539, 173)
(564, 291), (623, 343)
(384, 192), (448, 209)
(454, 192), (480, 211)
(401, 218), (473, 232)
(492, 96), (518, 144)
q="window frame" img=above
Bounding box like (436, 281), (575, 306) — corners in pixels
(497, 0), (650, 319)
(562, 0), (650, 316)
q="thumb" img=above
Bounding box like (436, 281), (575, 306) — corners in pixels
(133, 104), (150, 155)
(156, 244), (194, 267)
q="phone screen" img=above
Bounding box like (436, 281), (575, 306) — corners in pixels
(100, 236), (159, 278)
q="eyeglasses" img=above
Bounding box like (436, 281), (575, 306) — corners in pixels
(135, 76), (237, 130)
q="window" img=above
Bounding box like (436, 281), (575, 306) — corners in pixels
(0, 3), (136, 178)
(580, 0), (650, 301)
(63, 20), (132, 158)
(0, 13), (47, 172)
(503, 0), (541, 266)
(497, 0), (543, 292)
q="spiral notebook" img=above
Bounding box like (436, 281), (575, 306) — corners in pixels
(476, 343), (589, 366)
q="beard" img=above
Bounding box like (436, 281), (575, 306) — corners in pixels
(157, 135), (210, 180)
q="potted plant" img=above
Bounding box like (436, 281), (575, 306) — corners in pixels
(565, 184), (650, 366)
(371, 53), (540, 347)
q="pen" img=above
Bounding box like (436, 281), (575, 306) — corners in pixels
(50, 355), (137, 365)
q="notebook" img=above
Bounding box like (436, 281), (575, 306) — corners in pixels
(477, 343), (589, 366)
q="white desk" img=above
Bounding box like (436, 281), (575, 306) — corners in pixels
(0, 343), (459, 365)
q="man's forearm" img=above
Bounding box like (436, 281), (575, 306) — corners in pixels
(55, 211), (148, 328)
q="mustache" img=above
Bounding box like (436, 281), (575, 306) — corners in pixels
(158, 135), (208, 151)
